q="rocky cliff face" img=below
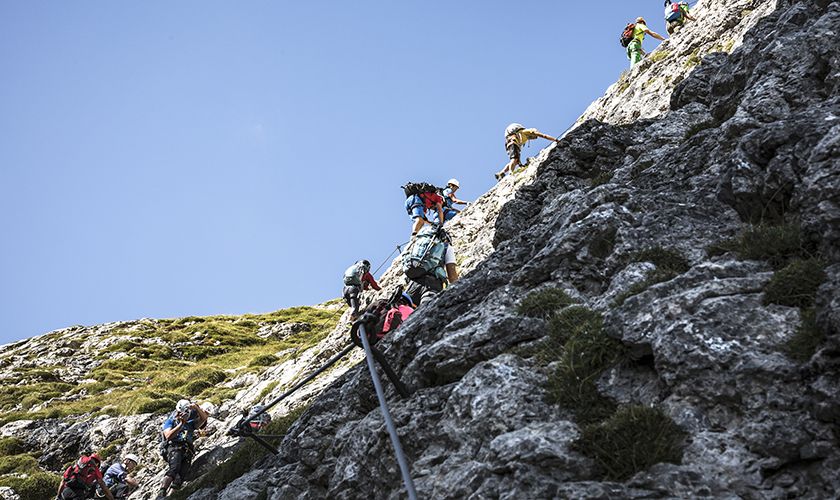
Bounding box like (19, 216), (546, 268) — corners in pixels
(207, 0), (840, 498)
(2, 0), (838, 499)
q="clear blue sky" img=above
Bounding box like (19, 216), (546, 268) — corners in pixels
(0, 1), (670, 343)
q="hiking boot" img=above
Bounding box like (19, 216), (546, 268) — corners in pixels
(155, 489), (168, 499)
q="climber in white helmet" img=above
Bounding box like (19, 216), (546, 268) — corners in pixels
(495, 123), (558, 181)
(442, 178), (469, 223)
(100, 452), (141, 499)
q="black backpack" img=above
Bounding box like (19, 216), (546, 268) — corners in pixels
(620, 23), (636, 47)
(402, 182), (440, 198)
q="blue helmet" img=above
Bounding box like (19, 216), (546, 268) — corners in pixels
(400, 292), (416, 308)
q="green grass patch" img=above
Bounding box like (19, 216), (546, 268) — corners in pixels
(249, 354), (279, 367)
(684, 48), (701, 68)
(708, 223), (809, 269)
(97, 437), (127, 461)
(0, 437), (26, 456)
(257, 381), (280, 402)
(170, 405), (309, 500)
(614, 248), (690, 306)
(542, 308), (625, 424)
(0, 305), (341, 425)
(517, 288), (576, 319)
(576, 405), (685, 480)
(616, 71), (631, 94)
(0, 454), (38, 475)
(0, 470), (62, 500)
(763, 259), (826, 308)
(784, 308), (826, 363)
(649, 49), (670, 63)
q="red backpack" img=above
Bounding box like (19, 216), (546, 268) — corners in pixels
(419, 191), (443, 210)
(620, 23), (636, 47)
(61, 454), (101, 491)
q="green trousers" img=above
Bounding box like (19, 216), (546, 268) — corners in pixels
(627, 40), (644, 66)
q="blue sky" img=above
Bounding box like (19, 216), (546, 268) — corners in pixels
(0, 1), (672, 343)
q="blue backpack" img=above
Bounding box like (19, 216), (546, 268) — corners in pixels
(402, 226), (448, 281)
(665, 3), (683, 22)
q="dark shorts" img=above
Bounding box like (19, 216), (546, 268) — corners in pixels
(165, 443), (194, 483)
(343, 284), (361, 308)
(58, 487), (89, 500)
(506, 141), (521, 162)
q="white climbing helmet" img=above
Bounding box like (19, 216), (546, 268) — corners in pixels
(124, 453), (140, 466)
(447, 178), (460, 188)
(200, 401), (216, 416)
(505, 123), (525, 136)
(176, 399), (191, 413)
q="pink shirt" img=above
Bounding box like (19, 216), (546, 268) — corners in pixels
(381, 305), (414, 336)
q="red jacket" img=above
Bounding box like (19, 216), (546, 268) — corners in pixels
(381, 304), (414, 337)
(361, 272), (381, 291)
(419, 192), (443, 210)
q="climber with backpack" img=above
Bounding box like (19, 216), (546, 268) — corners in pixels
(98, 453), (139, 500)
(664, 0), (696, 35)
(380, 292), (415, 338)
(442, 178), (469, 222)
(56, 453), (114, 500)
(343, 259), (381, 319)
(402, 224), (459, 306)
(403, 181), (445, 237)
(621, 17), (666, 67)
(495, 123), (558, 181)
(156, 399), (208, 499)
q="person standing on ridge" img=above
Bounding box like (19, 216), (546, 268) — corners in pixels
(495, 123), (558, 181)
(626, 17), (666, 67)
(343, 259), (381, 319)
(442, 179), (469, 222)
(664, 0), (696, 35)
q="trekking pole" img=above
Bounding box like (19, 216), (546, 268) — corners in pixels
(357, 324), (419, 500)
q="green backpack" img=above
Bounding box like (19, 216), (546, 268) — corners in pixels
(402, 226), (448, 281)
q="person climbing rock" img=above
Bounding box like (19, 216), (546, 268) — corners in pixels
(157, 399), (208, 499)
(100, 453), (140, 500)
(495, 123), (557, 181)
(246, 404), (273, 432)
(403, 182), (445, 237)
(402, 225), (459, 305)
(57, 453), (114, 500)
(442, 178), (469, 222)
(626, 17), (666, 67)
(196, 401), (217, 438)
(380, 292), (416, 337)
(664, 0), (696, 35)
(343, 259), (381, 319)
